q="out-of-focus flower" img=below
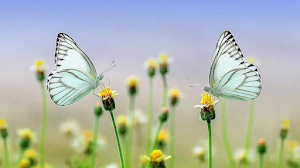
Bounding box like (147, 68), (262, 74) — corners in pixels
(133, 109), (147, 127)
(30, 60), (46, 82)
(104, 163), (119, 168)
(234, 149), (255, 164)
(158, 53), (173, 76)
(32, 162), (52, 168)
(157, 129), (168, 148)
(72, 130), (106, 155)
(257, 139), (267, 155)
(140, 155), (147, 167)
(159, 107), (169, 123)
(126, 76), (138, 96)
(194, 93), (219, 121)
(0, 119), (8, 139)
(24, 148), (38, 166)
(58, 121), (80, 137)
(19, 158), (30, 168)
(280, 119), (290, 139)
(193, 146), (206, 162)
(99, 87), (118, 111)
(288, 141), (298, 151)
(145, 150), (171, 167)
(169, 88), (181, 106)
(144, 58), (157, 77)
(246, 57), (260, 66)
(287, 141), (300, 167)
(116, 115), (128, 136)
(17, 128), (37, 150)
(94, 101), (103, 117)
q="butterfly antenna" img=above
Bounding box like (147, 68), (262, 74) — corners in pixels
(187, 77), (205, 87)
(101, 61), (116, 74)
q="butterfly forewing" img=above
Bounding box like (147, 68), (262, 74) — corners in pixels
(209, 31), (262, 101)
(47, 33), (98, 106)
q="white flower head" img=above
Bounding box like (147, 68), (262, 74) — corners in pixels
(234, 149), (255, 164)
(58, 121), (80, 137)
(104, 163), (119, 168)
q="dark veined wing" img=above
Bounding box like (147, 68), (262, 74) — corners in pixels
(209, 31), (262, 101)
(47, 33), (97, 106)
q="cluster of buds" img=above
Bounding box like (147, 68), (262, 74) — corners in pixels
(194, 93), (219, 122)
(280, 119), (290, 140)
(0, 119), (8, 139)
(116, 115), (128, 137)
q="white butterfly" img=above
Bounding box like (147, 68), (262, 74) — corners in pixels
(47, 33), (112, 106)
(204, 31), (262, 101)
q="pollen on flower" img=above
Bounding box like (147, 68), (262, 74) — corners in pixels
(201, 93), (214, 105)
(99, 87), (118, 100)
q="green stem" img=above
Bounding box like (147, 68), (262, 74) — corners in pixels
(169, 105), (176, 168)
(109, 111), (125, 168)
(40, 81), (48, 168)
(126, 95), (135, 168)
(162, 75), (167, 108)
(146, 77), (154, 155)
(259, 154), (264, 168)
(3, 138), (9, 168)
(221, 99), (236, 168)
(17, 149), (25, 164)
(207, 120), (212, 168)
(279, 138), (284, 168)
(90, 115), (100, 168)
(145, 121), (164, 168)
(244, 101), (255, 168)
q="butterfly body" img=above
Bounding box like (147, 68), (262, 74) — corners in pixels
(205, 31), (262, 101)
(47, 33), (105, 107)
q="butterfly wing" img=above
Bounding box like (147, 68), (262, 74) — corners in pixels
(47, 33), (98, 106)
(209, 31), (262, 101)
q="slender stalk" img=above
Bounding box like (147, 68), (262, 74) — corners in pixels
(39, 81), (48, 168)
(109, 111), (125, 168)
(17, 149), (25, 164)
(162, 75), (167, 108)
(169, 105), (176, 168)
(279, 138), (284, 168)
(90, 115), (100, 168)
(3, 138), (9, 168)
(145, 121), (164, 168)
(244, 101), (255, 168)
(146, 77), (154, 155)
(259, 154), (264, 168)
(127, 95), (135, 168)
(207, 121), (212, 168)
(221, 99), (236, 168)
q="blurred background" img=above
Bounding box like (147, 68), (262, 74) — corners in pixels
(0, 1), (300, 167)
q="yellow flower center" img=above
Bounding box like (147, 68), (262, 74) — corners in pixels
(20, 129), (33, 140)
(99, 88), (114, 99)
(150, 150), (164, 162)
(19, 158), (30, 168)
(127, 76), (138, 88)
(35, 60), (45, 72)
(201, 93), (214, 105)
(158, 129), (168, 142)
(83, 130), (94, 142)
(117, 115), (127, 127)
(147, 58), (156, 69)
(282, 119), (290, 130)
(0, 119), (7, 129)
(169, 88), (180, 99)
(25, 148), (37, 159)
(159, 53), (168, 64)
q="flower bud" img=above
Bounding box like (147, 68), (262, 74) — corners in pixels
(280, 120), (290, 139)
(257, 139), (267, 155)
(94, 102), (103, 117)
(127, 76), (138, 96)
(117, 115), (128, 136)
(169, 88), (180, 107)
(146, 58), (156, 78)
(158, 53), (169, 76)
(159, 108), (169, 123)
(0, 119), (8, 139)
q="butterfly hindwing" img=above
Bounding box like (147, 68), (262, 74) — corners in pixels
(209, 31), (262, 101)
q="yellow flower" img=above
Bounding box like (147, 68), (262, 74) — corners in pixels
(288, 141), (298, 151)
(0, 119), (7, 130)
(146, 58), (157, 69)
(19, 158), (30, 168)
(18, 128), (36, 141)
(140, 155), (147, 165)
(30, 60), (46, 73)
(149, 150), (171, 163)
(117, 115), (127, 127)
(158, 53), (173, 65)
(99, 87), (118, 100)
(169, 88), (180, 99)
(126, 76), (138, 88)
(282, 119), (290, 130)
(24, 148), (38, 160)
(158, 129), (168, 142)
